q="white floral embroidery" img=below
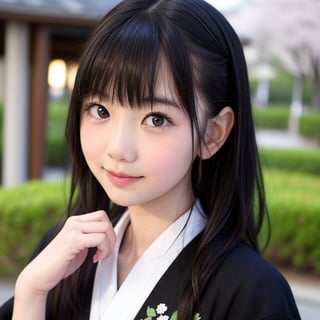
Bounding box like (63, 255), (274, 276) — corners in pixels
(142, 303), (201, 320)
(157, 315), (169, 320)
(156, 303), (168, 314)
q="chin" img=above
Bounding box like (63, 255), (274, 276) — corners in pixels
(106, 194), (138, 208)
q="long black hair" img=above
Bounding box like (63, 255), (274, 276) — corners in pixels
(58, 0), (268, 318)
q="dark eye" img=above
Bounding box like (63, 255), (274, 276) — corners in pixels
(96, 105), (109, 118)
(87, 104), (109, 119)
(145, 114), (168, 127)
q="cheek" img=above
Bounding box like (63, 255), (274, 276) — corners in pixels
(80, 122), (100, 163)
(144, 138), (194, 177)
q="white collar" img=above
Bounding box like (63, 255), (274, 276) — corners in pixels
(90, 200), (207, 320)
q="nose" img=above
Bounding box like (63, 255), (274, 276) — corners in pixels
(107, 120), (137, 162)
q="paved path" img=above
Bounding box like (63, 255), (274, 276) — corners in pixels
(291, 283), (320, 319)
(0, 279), (14, 306)
(256, 129), (318, 149)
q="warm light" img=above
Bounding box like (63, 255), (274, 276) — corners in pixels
(48, 59), (67, 89)
(67, 62), (78, 91)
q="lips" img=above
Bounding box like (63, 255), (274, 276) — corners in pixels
(106, 170), (142, 187)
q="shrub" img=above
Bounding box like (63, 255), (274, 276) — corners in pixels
(0, 102), (4, 163)
(0, 168), (319, 277)
(261, 169), (320, 274)
(0, 100), (69, 169)
(45, 100), (69, 166)
(268, 72), (293, 104)
(259, 148), (320, 175)
(0, 179), (68, 276)
(299, 111), (320, 140)
(253, 105), (289, 129)
(249, 64), (312, 105)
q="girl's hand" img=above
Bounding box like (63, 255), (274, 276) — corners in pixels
(16, 210), (116, 295)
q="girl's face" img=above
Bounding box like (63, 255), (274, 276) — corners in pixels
(80, 60), (201, 216)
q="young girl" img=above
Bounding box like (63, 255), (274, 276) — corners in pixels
(1, 0), (300, 319)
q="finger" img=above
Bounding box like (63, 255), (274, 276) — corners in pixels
(81, 231), (116, 261)
(79, 220), (117, 252)
(83, 225), (116, 260)
(81, 233), (109, 251)
(77, 210), (109, 222)
(80, 221), (113, 234)
(93, 249), (106, 263)
(62, 211), (116, 262)
(80, 210), (117, 254)
(93, 241), (112, 263)
(96, 227), (117, 258)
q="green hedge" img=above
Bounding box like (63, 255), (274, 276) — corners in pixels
(45, 100), (69, 166)
(253, 105), (290, 130)
(262, 168), (320, 274)
(0, 100), (69, 168)
(253, 105), (320, 141)
(0, 166), (319, 277)
(0, 179), (68, 276)
(249, 64), (312, 105)
(0, 102), (3, 155)
(299, 111), (320, 140)
(259, 148), (320, 175)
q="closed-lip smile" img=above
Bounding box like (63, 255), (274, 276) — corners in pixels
(106, 170), (142, 187)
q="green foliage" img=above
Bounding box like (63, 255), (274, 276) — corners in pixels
(261, 169), (320, 274)
(0, 179), (68, 276)
(0, 100), (69, 169)
(253, 105), (289, 129)
(259, 148), (320, 273)
(45, 100), (69, 166)
(1, 166), (319, 277)
(268, 70), (293, 104)
(0, 102), (3, 156)
(253, 104), (320, 140)
(259, 148), (320, 175)
(299, 111), (320, 140)
(249, 63), (312, 105)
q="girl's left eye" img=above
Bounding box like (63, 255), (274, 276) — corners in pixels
(87, 104), (109, 119)
(144, 114), (169, 127)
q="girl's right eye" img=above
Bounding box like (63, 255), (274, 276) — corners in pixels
(87, 104), (110, 119)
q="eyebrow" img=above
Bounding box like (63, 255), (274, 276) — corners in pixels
(141, 96), (180, 109)
(84, 92), (180, 109)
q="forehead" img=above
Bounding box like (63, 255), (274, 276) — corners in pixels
(153, 56), (179, 103)
(83, 48), (181, 108)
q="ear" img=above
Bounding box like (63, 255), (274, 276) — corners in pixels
(199, 106), (234, 160)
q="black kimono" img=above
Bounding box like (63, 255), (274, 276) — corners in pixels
(0, 207), (300, 320)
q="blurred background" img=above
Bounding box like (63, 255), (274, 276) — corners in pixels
(0, 0), (319, 318)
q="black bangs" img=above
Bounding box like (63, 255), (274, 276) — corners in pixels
(76, 11), (160, 106)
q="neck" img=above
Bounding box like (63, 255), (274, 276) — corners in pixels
(117, 200), (195, 287)
(127, 196), (195, 253)
(117, 195), (195, 287)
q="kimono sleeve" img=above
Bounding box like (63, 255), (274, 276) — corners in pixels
(199, 243), (301, 320)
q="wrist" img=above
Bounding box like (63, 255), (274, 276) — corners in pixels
(12, 270), (47, 320)
(15, 267), (49, 298)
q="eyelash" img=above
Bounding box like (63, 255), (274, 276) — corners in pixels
(85, 103), (109, 119)
(84, 102), (174, 127)
(143, 112), (173, 128)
